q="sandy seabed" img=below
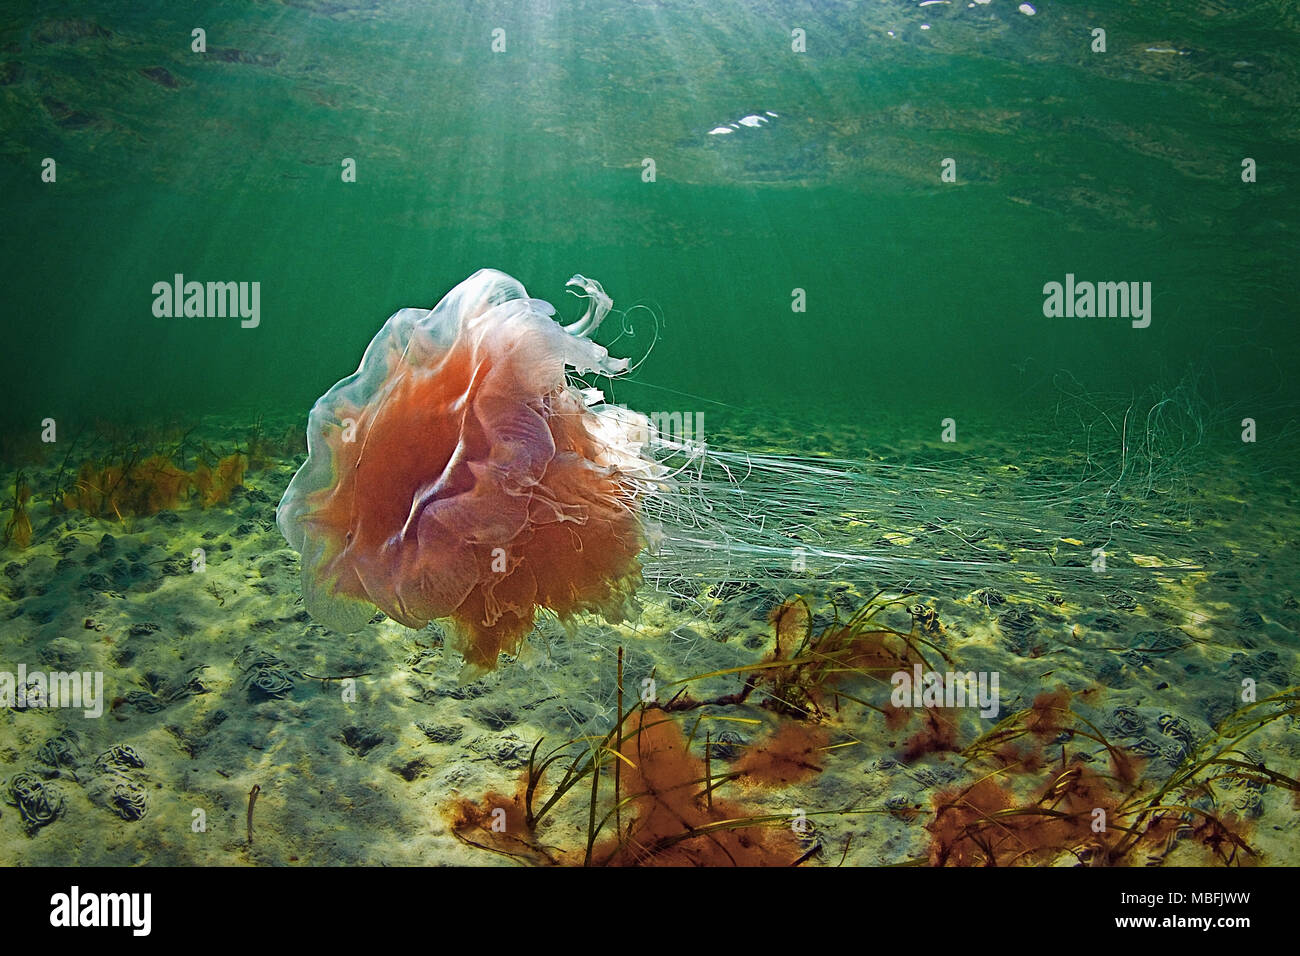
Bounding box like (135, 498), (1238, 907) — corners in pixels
(0, 411), (1295, 867)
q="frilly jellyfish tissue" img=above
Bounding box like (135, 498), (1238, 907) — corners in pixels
(276, 269), (668, 675)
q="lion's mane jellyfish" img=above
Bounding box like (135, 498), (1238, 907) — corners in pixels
(277, 269), (665, 675)
(281, 269), (1204, 677)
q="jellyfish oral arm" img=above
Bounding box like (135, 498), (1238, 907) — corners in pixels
(562, 274), (614, 338)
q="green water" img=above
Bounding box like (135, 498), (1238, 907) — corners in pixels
(0, 0), (1297, 869)
(2, 0), (1296, 428)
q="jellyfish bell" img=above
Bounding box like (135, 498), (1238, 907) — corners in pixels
(277, 268), (669, 676)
